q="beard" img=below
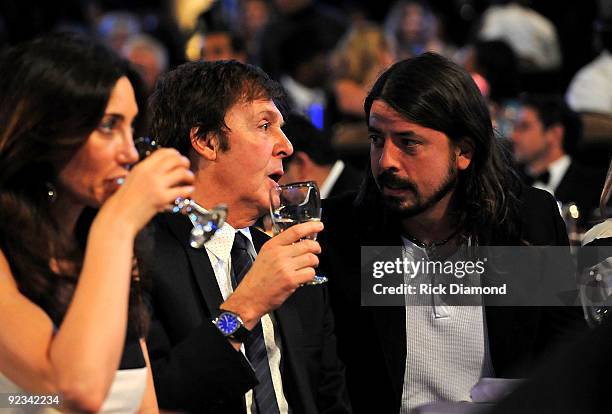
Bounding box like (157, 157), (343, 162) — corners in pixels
(376, 156), (459, 218)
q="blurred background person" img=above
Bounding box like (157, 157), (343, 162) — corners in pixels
(565, 15), (612, 173)
(277, 23), (336, 130)
(477, 0), (561, 73)
(184, 4), (249, 64)
(511, 93), (607, 231)
(0, 33), (194, 412)
(121, 33), (169, 93)
(330, 21), (394, 119)
(329, 21), (395, 169)
(461, 39), (522, 140)
(237, 0), (272, 65)
(566, 17), (612, 115)
(477, 0), (564, 95)
(200, 22), (247, 63)
(258, 0), (347, 81)
(97, 10), (142, 52)
(384, 0), (455, 61)
(279, 113), (363, 198)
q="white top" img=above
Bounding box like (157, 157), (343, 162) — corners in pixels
(532, 155), (571, 195)
(582, 218), (612, 246)
(202, 222), (289, 414)
(0, 368), (147, 413)
(478, 3), (561, 71)
(400, 239), (494, 413)
(566, 51), (612, 115)
(319, 160), (345, 199)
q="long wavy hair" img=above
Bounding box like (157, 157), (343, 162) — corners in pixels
(330, 21), (392, 85)
(359, 52), (523, 244)
(0, 33), (148, 333)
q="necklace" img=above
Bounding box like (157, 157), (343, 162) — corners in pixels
(403, 228), (460, 249)
(403, 228), (460, 259)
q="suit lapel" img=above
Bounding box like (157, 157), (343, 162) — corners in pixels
(163, 213), (224, 313)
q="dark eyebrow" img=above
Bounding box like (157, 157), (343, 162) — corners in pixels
(102, 113), (125, 120)
(102, 111), (139, 123)
(368, 126), (419, 139)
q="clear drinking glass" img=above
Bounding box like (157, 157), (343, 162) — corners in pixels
(120, 137), (227, 249)
(269, 181), (327, 285)
(578, 260), (612, 327)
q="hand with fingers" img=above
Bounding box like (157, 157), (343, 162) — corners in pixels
(221, 220), (324, 330)
(98, 148), (195, 236)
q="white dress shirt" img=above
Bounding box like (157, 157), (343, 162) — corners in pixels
(319, 160), (345, 199)
(204, 222), (290, 414)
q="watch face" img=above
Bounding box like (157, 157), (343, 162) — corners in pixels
(217, 313), (240, 335)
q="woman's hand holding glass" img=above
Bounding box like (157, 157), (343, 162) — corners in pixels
(113, 137), (227, 247)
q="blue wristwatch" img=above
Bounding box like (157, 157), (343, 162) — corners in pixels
(212, 310), (251, 342)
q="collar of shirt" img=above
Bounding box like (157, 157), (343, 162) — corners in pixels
(204, 221), (254, 264)
(533, 154), (571, 194)
(319, 160), (345, 199)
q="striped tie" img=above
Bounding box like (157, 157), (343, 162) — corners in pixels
(231, 232), (281, 414)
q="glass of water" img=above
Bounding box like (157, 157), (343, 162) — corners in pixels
(269, 181), (327, 285)
(125, 137), (227, 249)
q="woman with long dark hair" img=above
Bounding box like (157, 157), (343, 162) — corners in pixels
(0, 33), (194, 412)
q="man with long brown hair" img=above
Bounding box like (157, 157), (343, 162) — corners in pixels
(319, 52), (585, 413)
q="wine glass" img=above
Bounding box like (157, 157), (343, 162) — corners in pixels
(119, 136), (227, 249)
(269, 181), (327, 285)
(578, 258), (612, 327)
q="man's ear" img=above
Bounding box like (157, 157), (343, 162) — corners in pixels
(190, 127), (218, 161)
(455, 136), (475, 171)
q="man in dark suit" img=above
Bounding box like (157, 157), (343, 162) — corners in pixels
(279, 113), (362, 198)
(511, 93), (606, 229)
(318, 53), (585, 413)
(142, 60), (351, 413)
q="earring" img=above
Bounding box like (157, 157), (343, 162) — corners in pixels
(45, 182), (57, 203)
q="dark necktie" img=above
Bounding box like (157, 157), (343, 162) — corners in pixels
(231, 232), (281, 414)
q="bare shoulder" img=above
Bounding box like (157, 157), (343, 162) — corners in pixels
(0, 247), (18, 291)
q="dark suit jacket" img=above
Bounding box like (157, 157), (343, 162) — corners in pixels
(141, 213), (351, 413)
(318, 186), (586, 414)
(491, 314), (612, 414)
